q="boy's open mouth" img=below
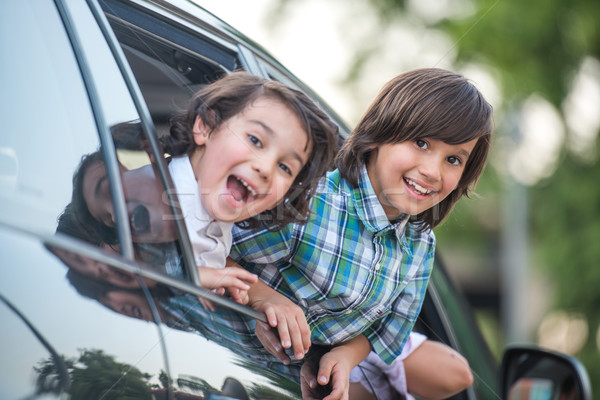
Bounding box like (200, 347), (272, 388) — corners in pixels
(130, 205), (151, 234)
(227, 175), (257, 203)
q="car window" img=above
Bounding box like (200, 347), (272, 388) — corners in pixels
(99, 0), (253, 283)
(0, 1), (168, 397)
(57, 0), (197, 280)
(0, 1), (101, 235)
(0, 0), (190, 285)
(155, 287), (303, 399)
(100, 0), (241, 135)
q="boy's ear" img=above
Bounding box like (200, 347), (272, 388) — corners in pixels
(192, 115), (210, 146)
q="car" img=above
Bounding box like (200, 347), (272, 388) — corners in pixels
(0, 0), (592, 399)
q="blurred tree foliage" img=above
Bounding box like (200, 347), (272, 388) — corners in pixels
(273, 0), (600, 388)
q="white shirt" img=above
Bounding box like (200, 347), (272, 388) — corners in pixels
(168, 156), (232, 269)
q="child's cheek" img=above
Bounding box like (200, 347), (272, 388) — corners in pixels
(266, 181), (292, 209)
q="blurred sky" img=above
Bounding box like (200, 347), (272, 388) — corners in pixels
(194, 0), (354, 123)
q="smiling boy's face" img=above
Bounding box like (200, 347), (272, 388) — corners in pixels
(367, 137), (478, 220)
(190, 97), (311, 223)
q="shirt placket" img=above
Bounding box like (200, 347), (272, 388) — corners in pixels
(361, 229), (388, 315)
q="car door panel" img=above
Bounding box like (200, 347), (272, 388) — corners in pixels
(0, 229), (168, 399)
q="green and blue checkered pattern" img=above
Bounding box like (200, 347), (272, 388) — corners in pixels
(231, 166), (435, 364)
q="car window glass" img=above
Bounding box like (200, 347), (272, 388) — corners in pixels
(0, 1), (101, 235)
(0, 0), (189, 284)
(100, 0), (238, 135)
(100, 1), (251, 284)
(58, 0), (193, 280)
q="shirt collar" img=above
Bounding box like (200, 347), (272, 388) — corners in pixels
(351, 165), (409, 235)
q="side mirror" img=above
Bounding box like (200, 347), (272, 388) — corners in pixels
(500, 345), (592, 400)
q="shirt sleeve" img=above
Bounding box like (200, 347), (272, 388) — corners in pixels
(229, 223), (294, 269)
(364, 229), (435, 364)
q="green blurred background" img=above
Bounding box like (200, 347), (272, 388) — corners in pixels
(201, 0), (600, 390)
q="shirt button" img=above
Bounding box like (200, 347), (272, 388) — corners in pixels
(374, 262), (381, 271)
(345, 309), (352, 315)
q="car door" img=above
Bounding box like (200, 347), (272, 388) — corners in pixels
(0, 0), (170, 398)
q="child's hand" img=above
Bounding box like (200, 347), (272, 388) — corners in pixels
(249, 282), (311, 361)
(255, 320), (292, 365)
(301, 348), (353, 400)
(198, 265), (257, 291)
(197, 266), (257, 308)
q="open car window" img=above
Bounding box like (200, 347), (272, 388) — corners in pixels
(100, 0), (242, 135)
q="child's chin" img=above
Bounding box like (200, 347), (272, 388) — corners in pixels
(211, 206), (250, 224)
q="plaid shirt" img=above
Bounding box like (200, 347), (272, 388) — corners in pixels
(231, 166), (435, 364)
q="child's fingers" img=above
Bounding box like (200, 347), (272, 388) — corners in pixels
(197, 266), (257, 290)
(276, 306), (310, 359)
(224, 267), (258, 284)
(221, 269), (256, 288)
(234, 289), (250, 305)
(287, 314), (311, 361)
(300, 360), (321, 400)
(274, 313), (293, 350)
(264, 307), (279, 328)
(198, 297), (216, 311)
(316, 356), (334, 387)
(319, 357), (350, 400)
(322, 369), (347, 400)
(297, 314), (312, 353)
(212, 271), (253, 291)
(271, 310), (308, 360)
(255, 321), (292, 365)
(228, 288), (250, 305)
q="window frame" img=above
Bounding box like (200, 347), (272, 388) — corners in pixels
(93, 0), (268, 321)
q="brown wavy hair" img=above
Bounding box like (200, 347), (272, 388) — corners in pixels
(335, 68), (493, 230)
(162, 71), (339, 230)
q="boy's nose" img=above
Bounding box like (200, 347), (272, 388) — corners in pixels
(419, 156), (442, 182)
(253, 159), (272, 182)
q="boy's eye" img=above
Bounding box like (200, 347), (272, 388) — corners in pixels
(248, 134), (262, 148)
(447, 156), (461, 166)
(415, 139), (428, 149)
(278, 162), (292, 176)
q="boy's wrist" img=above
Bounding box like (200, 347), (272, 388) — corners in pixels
(246, 279), (270, 308)
(331, 334), (373, 370)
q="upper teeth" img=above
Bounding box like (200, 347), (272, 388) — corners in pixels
(406, 178), (433, 195)
(237, 177), (257, 196)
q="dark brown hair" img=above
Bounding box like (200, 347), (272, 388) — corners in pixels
(335, 68), (493, 230)
(70, 151), (119, 245)
(163, 71), (339, 229)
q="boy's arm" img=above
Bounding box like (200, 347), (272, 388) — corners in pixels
(302, 333), (372, 400)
